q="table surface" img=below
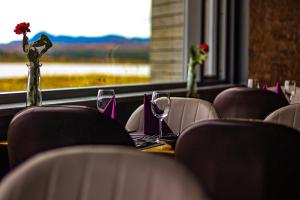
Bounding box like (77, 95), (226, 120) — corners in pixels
(130, 131), (176, 155)
(0, 141), (175, 155)
(142, 143), (175, 155)
(0, 141), (7, 145)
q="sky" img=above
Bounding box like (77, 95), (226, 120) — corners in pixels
(0, 0), (151, 44)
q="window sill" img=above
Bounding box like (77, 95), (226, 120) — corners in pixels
(0, 83), (237, 117)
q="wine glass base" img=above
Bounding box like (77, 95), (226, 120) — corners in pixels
(155, 138), (160, 144)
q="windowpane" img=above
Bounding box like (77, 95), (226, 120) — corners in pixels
(218, 0), (228, 80)
(0, 0), (184, 92)
(202, 0), (227, 81)
(204, 0), (218, 77)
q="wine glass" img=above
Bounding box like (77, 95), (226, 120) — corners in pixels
(96, 89), (115, 113)
(284, 80), (296, 102)
(151, 91), (171, 143)
(247, 78), (260, 89)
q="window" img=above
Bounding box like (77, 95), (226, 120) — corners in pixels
(0, 0), (193, 93)
(186, 0), (228, 82)
(0, 0), (231, 96)
(203, 0), (227, 80)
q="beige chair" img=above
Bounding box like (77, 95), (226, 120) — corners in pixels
(265, 103), (300, 131)
(0, 146), (208, 200)
(126, 97), (219, 135)
(288, 87), (300, 104)
(293, 87), (300, 104)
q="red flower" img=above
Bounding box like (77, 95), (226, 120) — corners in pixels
(199, 43), (209, 53)
(14, 22), (31, 35)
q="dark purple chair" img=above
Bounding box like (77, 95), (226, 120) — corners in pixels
(0, 144), (9, 179)
(176, 119), (300, 200)
(213, 87), (289, 119)
(7, 106), (135, 168)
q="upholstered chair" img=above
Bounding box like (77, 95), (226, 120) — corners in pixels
(265, 103), (300, 131)
(0, 146), (208, 200)
(213, 87), (289, 119)
(126, 97), (218, 135)
(0, 143), (9, 179)
(7, 106), (135, 168)
(176, 119), (300, 200)
(292, 87), (300, 104)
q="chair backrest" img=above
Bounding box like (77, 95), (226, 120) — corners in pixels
(213, 87), (289, 119)
(175, 119), (300, 200)
(0, 144), (9, 180)
(126, 97), (218, 134)
(0, 146), (208, 200)
(293, 87), (300, 103)
(265, 103), (300, 131)
(7, 106), (134, 168)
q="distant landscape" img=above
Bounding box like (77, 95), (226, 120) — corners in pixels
(0, 32), (151, 92)
(0, 32), (150, 63)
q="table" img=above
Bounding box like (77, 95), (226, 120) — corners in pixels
(0, 138), (175, 177)
(0, 140), (174, 156)
(130, 131), (176, 156)
(141, 143), (175, 155)
(0, 139), (175, 180)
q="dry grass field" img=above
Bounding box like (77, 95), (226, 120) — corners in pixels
(0, 74), (150, 92)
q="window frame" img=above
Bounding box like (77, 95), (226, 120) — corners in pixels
(185, 0), (230, 84)
(185, 0), (250, 85)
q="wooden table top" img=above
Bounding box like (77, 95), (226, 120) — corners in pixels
(0, 141), (175, 155)
(0, 141), (7, 145)
(141, 143), (175, 155)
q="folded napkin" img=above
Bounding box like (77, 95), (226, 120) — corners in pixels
(143, 94), (173, 135)
(262, 84), (268, 90)
(103, 96), (116, 119)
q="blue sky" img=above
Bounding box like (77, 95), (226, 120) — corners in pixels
(0, 0), (151, 44)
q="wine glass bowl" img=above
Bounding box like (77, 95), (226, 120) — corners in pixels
(284, 80), (296, 102)
(96, 89), (115, 113)
(151, 99), (170, 119)
(151, 91), (171, 143)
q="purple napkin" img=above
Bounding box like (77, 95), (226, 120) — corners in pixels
(143, 94), (173, 135)
(262, 84), (268, 90)
(275, 82), (286, 99)
(103, 96), (116, 119)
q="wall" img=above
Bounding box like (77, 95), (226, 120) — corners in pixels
(150, 0), (185, 82)
(249, 0), (300, 86)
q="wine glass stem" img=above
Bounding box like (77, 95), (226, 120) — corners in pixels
(159, 118), (163, 139)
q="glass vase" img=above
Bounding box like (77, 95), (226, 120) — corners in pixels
(26, 63), (42, 107)
(186, 60), (198, 98)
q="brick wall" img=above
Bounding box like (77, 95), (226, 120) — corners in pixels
(249, 0), (300, 86)
(150, 0), (185, 82)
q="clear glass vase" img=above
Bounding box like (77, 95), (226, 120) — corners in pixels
(26, 63), (42, 107)
(186, 60), (197, 98)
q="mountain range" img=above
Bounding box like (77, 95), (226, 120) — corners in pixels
(6, 32), (150, 45)
(0, 32), (150, 63)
